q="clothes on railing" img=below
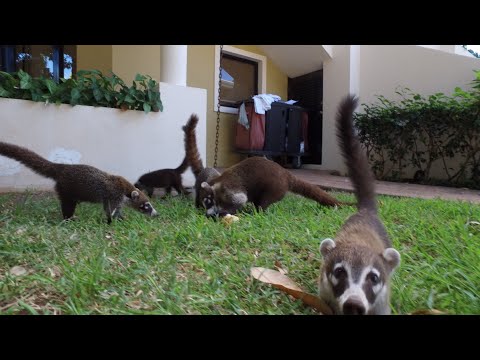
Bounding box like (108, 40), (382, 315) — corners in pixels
(238, 102), (250, 129)
(252, 94), (281, 114)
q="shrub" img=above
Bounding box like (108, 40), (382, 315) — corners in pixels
(0, 69), (163, 114)
(354, 71), (480, 188)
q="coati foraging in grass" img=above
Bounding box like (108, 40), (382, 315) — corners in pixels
(134, 155), (189, 198)
(198, 156), (349, 218)
(0, 142), (157, 223)
(182, 114), (221, 210)
(184, 113), (348, 217)
(318, 95), (400, 315)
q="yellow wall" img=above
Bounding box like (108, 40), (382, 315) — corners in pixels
(76, 45), (288, 167)
(77, 45), (112, 74)
(112, 45), (161, 84)
(188, 45), (288, 167)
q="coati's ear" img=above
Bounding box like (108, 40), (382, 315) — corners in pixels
(230, 192), (248, 206)
(320, 238), (336, 257)
(131, 190), (140, 200)
(382, 248), (401, 272)
(201, 182), (211, 190)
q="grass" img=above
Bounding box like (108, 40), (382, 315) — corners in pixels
(0, 189), (479, 315)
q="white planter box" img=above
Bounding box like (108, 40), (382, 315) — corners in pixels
(0, 82), (207, 191)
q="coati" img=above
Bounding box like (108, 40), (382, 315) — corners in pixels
(197, 158), (349, 218)
(0, 142), (157, 223)
(134, 154), (189, 198)
(182, 114), (221, 210)
(318, 95), (401, 315)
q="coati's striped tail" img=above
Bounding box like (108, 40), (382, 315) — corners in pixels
(288, 175), (346, 207)
(182, 114), (204, 177)
(0, 141), (58, 179)
(336, 95), (376, 212)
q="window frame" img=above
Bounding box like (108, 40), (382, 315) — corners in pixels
(214, 45), (267, 114)
(0, 45), (75, 82)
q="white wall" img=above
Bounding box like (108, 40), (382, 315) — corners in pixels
(321, 45), (356, 173)
(320, 44), (480, 177)
(358, 45), (479, 106)
(0, 82), (207, 191)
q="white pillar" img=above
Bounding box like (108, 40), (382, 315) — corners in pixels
(160, 45), (188, 86)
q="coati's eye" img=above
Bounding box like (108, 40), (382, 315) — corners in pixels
(140, 203), (152, 212)
(368, 272), (380, 284)
(333, 267), (346, 278)
(203, 197), (213, 207)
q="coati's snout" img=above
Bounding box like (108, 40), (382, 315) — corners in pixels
(200, 181), (246, 218)
(318, 238), (400, 315)
(130, 190), (158, 217)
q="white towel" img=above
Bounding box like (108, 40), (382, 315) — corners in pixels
(238, 102), (249, 129)
(252, 94), (281, 114)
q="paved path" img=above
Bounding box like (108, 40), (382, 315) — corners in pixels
(288, 169), (480, 204)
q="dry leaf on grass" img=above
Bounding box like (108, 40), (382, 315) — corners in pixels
(10, 266), (27, 277)
(250, 267), (333, 315)
(126, 300), (150, 310)
(408, 309), (447, 315)
(274, 260), (288, 275)
(48, 266), (61, 279)
(15, 227), (27, 235)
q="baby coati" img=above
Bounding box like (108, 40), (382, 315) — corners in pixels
(134, 155), (189, 198)
(199, 156), (348, 217)
(0, 141), (157, 223)
(318, 95), (401, 315)
(182, 113), (221, 210)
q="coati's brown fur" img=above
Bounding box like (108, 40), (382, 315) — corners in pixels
(199, 155), (349, 217)
(318, 95), (400, 315)
(134, 154), (189, 197)
(0, 142), (157, 223)
(182, 114), (221, 210)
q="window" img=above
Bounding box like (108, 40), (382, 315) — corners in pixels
(214, 45), (266, 114)
(0, 45), (77, 82)
(219, 54), (258, 107)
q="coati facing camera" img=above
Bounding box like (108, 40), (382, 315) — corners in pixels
(182, 114), (221, 210)
(134, 154), (189, 198)
(199, 156), (349, 217)
(318, 95), (400, 315)
(0, 142), (157, 223)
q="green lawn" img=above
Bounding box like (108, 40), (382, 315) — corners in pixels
(0, 190), (478, 315)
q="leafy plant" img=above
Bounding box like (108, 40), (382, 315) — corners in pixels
(354, 72), (480, 189)
(0, 69), (163, 114)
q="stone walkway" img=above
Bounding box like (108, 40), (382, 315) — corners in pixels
(288, 168), (480, 204)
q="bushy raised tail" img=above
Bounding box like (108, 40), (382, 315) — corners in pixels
(175, 155), (189, 174)
(336, 95), (376, 212)
(0, 141), (58, 179)
(182, 114), (204, 177)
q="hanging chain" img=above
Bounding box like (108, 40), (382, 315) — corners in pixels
(213, 45), (224, 168)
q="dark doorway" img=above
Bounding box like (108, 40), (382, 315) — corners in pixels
(288, 69), (323, 165)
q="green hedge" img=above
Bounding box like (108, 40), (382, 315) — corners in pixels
(354, 70), (480, 189)
(0, 69), (163, 114)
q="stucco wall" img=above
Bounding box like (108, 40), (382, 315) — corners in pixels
(188, 45), (288, 167)
(0, 83), (206, 191)
(112, 45), (161, 84)
(76, 44), (288, 168)
(77, 45), (113, 74)
(321, 45), (480, 178)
